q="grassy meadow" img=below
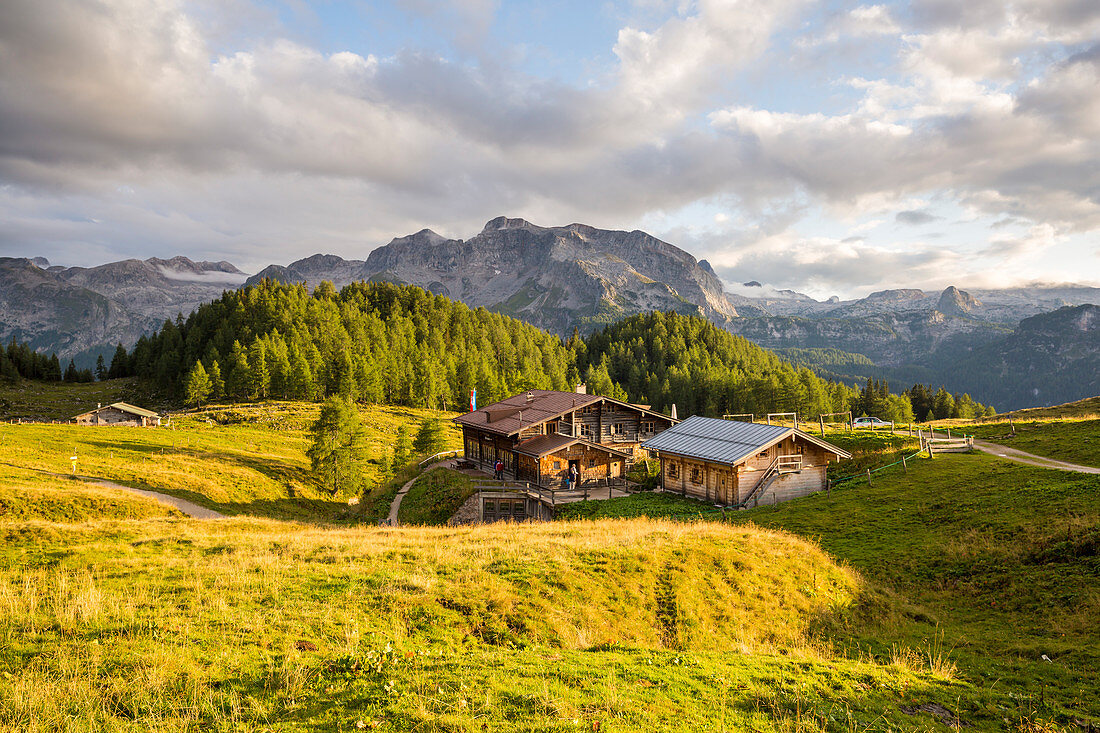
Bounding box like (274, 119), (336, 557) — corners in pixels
(0, 378), (155, 423)
(2, 516), (979, 732)
(0, 401), (461, 522)
(2, 391), (1098, 730)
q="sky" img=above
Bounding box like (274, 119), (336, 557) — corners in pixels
(1, 0), (1098, 299)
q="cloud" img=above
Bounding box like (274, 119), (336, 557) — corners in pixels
(0, 0), (1097, 296)
(895, 209), (939, 225)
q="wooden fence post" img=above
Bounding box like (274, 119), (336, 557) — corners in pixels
(901, 455), (907, 473)
(866, 468), (873, 486)
(820, 416), (826, 438)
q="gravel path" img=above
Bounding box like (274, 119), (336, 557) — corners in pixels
(7, 462), (226, 519)
(386, 459), (456, 527)
(971, 440), (1100, 475)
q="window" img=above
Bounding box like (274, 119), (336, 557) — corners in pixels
(553, 460), (561, 470)
(612, 422), (625, 435)
(668, 462), (679, 480)
(587, 458), (597, 468)
(691, 467), (702, 484)
(579, 424), (592, 438)
(641, 421), (654, 435)
(758, 450), (768, 458)
(546, 422), (557, 434)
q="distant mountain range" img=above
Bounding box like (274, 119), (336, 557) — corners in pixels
(0, 256), (246, 363)
(2, 216), (1096, 410)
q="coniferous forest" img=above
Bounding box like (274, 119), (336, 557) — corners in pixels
(89, 280), (991, 420)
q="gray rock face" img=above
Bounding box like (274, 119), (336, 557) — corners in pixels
(0, 256), (248, 361)
(362, 218), (738, 334)
(937, 286), (981, 316)
(246, 217), (739, 335)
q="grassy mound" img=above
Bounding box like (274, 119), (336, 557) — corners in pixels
(0, 516), (975, 732)
(397, 468), (475, 525)
(0, 467), (179, 521)
(0, 402), (460, 522)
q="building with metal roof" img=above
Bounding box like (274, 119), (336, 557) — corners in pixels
(72, 402), (161, 427)
(641, 416), (850, 508)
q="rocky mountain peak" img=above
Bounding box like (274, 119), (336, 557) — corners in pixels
(482, 216), (538, 232)
(866, 288), (927, 302)
(937, 286), (981, 316)
(31, 256), (50, 268)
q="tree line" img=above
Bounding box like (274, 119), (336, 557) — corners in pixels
(1, 338), (99, 384)
(25, 280), (993, 422)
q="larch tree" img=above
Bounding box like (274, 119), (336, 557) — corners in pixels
(183, 361), (213, 407)
(307, 396), (367, 496)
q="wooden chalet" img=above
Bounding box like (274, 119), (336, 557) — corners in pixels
(453, 387), (676, 487)
(641, 416), (851, 507)
(72, 402), (161, 427)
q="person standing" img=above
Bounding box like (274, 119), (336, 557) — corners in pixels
(569, 463), (579, 490)
(494, 458), (504, 480)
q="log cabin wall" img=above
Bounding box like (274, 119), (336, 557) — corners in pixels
(537, 443), (622, 486)
(657, 435), (834, 506)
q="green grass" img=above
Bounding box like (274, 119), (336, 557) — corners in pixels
(555, 492), (714, 520)
(397, 468), (475, 526)
(0, 466), (180, 521)
(1, 516), (988, 732)
(962, 418), (1100, 468)
(0, 401), (461, 522)
(554, 451), (1100, 727)
(0, 378), (154, 422)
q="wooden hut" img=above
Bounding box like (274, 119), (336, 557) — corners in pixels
(72, 402), (161, 427)
(641, 416), (850, 507)
(453, 387), (675, 485)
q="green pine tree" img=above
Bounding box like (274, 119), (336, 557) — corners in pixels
(183, 361), (213, 407)
(393, 425), (412, 467)
(307, 396), (367, 496)
(413, 418), (447, 456)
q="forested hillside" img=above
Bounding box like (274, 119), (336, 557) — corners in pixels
(117, 280), (577, 410)
(114, 281), (988, 421)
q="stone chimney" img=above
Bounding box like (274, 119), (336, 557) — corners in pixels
(575, 383), (587, 394)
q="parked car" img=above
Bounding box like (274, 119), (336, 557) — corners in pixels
(853, 416), (891, 428)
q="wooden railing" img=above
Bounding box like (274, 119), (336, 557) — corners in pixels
(736, 457), (781, 508)
(777, 454), (803, 473)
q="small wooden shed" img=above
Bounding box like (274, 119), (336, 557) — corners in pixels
(641, 416), (850, 507)
(72, 402), (161, 427)
(512, 434), (631, 487)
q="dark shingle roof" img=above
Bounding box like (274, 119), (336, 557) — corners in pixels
(453, 390), (602, 435)
(641, 416), (850, 465)
(514, 434), (631, 459)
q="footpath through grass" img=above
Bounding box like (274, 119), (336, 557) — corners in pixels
(963, 418), (1100, 468)
(0, 466), (180, 521)
(397, 468), (475, 525)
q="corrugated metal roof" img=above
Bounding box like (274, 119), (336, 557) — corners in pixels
(641, 416), (792, 465)
(110, 402), (159, 418)
(642, 416), (852, 463)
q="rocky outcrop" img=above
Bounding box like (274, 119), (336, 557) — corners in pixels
(0, 256), (248, 361)
(937, 286), (981, 316)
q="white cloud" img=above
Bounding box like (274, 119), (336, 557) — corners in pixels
(0, 0), (1097, 296)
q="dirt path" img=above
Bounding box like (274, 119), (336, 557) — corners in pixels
(971, 440), (1100, 475)
(890, 429), (1100, 475)
(5, 462), (226, 518)
(387, 459), (457, 527)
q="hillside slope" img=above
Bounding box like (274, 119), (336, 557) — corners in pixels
(0, 517), (971, 732)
